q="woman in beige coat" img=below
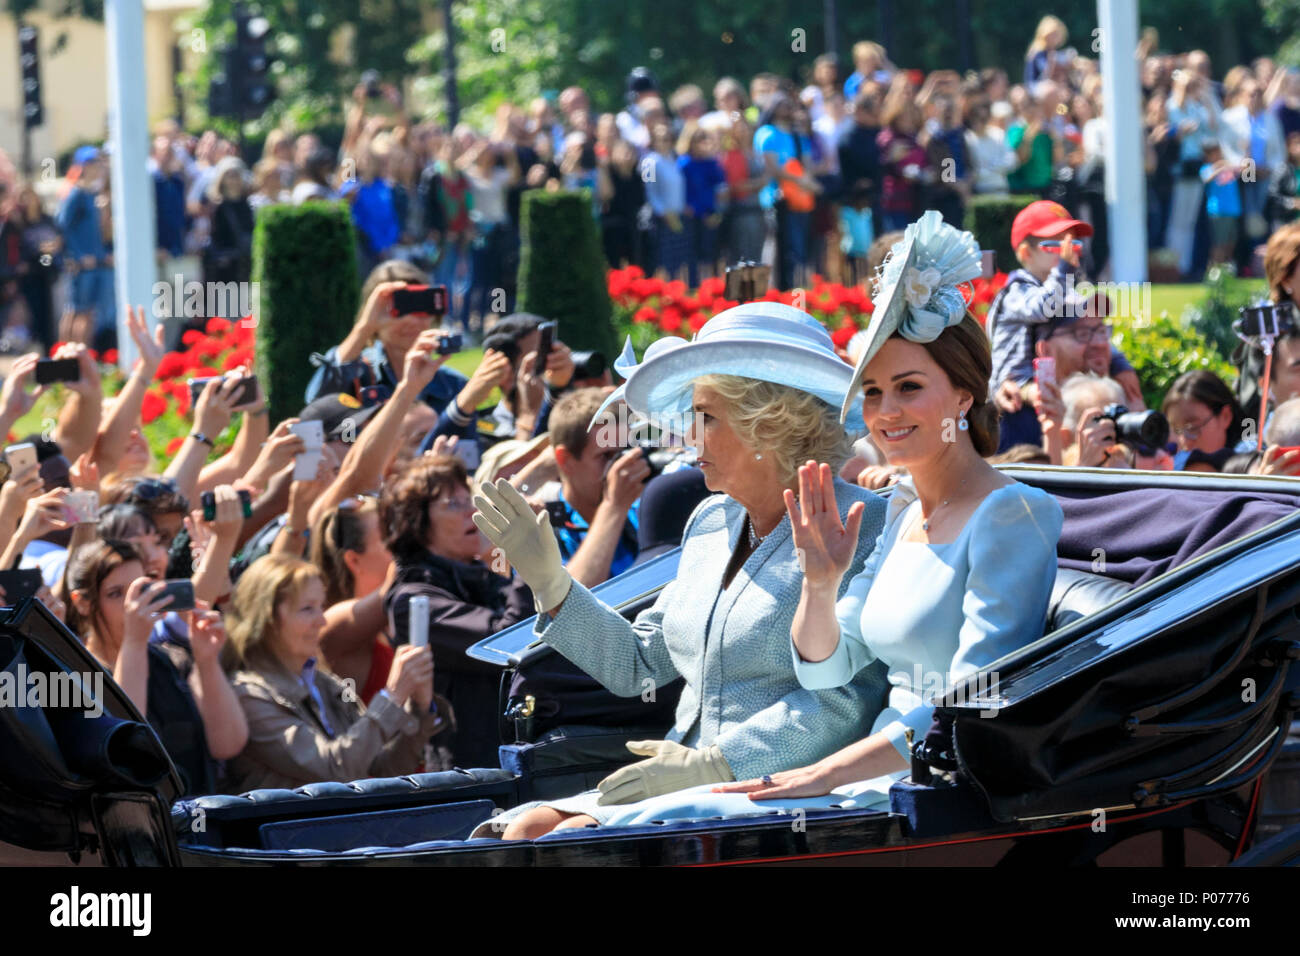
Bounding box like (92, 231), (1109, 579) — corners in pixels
(223, 554), (450, 792)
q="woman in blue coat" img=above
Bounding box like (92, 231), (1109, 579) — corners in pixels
(469, 302), (891, 839)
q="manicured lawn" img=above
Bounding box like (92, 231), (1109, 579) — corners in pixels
(1146, 278), (1265, 322)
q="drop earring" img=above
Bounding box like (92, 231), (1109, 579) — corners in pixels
(957, 408), (969, 431)
(754, 452), (763, 460)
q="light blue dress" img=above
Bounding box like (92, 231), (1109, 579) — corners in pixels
(590, 475), (1064, 827)
(469, 479), (891, 836)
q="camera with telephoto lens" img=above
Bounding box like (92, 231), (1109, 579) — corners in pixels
(1097, 403), (1170, 454)
(569, 350), (607, 380)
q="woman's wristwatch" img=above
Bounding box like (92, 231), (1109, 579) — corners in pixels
(190, 431), (215, 448)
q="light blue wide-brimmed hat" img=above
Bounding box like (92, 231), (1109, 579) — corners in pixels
(592, 301), (866, 433)
(839, 210), (983, 423)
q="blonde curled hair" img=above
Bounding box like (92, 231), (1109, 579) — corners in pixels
(692, 375), (854, 486)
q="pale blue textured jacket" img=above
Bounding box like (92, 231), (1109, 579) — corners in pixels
(532, 478), (890, 780)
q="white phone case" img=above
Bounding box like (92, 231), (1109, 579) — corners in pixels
(4, 443), (37, 475)
(289, 420), (325, 451)
(293, 450), (322, 482)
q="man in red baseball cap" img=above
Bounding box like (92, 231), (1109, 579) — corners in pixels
(985, 200), (1141, 452)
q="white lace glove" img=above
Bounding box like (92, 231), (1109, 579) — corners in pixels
(596, 740), (735, 805)
(471, 478), (573, 613)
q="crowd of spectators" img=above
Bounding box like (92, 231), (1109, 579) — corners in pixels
(8, 20), (1300, 356)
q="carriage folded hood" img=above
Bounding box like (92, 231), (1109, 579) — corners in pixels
(0, 598), (182, 855)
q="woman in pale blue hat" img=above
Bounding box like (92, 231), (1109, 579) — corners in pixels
(565, 210), (1064, 827)
(468, 302), (891, 839)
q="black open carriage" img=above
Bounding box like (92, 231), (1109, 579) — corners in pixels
(2, 467), (1299, 867)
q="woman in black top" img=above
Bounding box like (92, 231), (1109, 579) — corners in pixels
(599, 139), (647, 268)
(66, 541), (248, 796)
(15, 184), (62, 353)
(204, 158), (256, 296)
(380, 455), (534, 768)
(1145, 92), (1183, 260)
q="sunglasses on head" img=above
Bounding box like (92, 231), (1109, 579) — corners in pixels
(332, 494), (377, 547)
(129, 477), (180, 501)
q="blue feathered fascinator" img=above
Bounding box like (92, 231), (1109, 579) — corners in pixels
(839, 210), (983, 423)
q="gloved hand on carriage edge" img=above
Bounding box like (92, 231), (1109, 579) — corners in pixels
(596, 740), (735, 805)
(472, 478), (573, 613)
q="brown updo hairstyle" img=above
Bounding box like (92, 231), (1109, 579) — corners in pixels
(911, 312), (1000, 457)
(1263, 220), (1300, 304)
(379, 454), (472, 563)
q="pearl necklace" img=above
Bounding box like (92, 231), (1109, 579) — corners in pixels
(920, 477), (968, 533)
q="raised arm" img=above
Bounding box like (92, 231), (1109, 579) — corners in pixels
(197, 372), (269, 492)
(95, 306), (166, 478)
(164, 375), (239, 507)
(185, 608), (248, 759)
(0, 353), (45, 445)
(51, 344), (103, 464)
(787, 463), (869, 675)
(473, 478), (682, 696)
(307, 329), (447, 527)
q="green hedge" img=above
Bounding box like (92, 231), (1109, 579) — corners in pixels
(964, 194), (1039, 273)
(1113, 312), (1237, 411)
(516, 189), (619, 361)
(252, 202), (361, 426)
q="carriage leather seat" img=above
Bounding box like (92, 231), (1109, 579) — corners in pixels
(1046, 566), (1131, 633)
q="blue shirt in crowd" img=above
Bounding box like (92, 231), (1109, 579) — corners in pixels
(552, 493), (641, 579)
(56, 186), (107, 260)
(347, 178), (400, 255)
(1202, 164), (1242, 217)
(753, 124), (812, 209)
(153, 170), (188, 258)
(677, 155), (727, 217)
(643, 152), (686, 216)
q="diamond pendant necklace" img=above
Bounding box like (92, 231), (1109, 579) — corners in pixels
(920, 477), (968, 533)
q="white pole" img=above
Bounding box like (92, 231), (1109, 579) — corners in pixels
(105, 0), (157, 372)
(1098, 0), (1147, 284)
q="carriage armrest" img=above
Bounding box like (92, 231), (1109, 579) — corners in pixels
(500, 725), (670, 803)
(1048, 568), (1131, 632)
(889, 778), (999, 839)
(173, 768), (518, 850)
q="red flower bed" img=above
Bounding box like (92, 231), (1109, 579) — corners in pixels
(608, 267), (1008, 346)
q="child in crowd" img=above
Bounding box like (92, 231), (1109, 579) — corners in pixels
(1201, 141), (1242, 267)
(985, 200), (1143, 450)
(677, 124), (728, 285)
(839, 187), (875, 284)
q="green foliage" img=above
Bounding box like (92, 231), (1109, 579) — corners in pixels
(179, 0), (431, 140)
(516, 189), (618, 361)
(964, 195), (1038, 273)
(251, 202), (361, 426)
(1182, 263), (1259, 364)
(1113, 312), (1238, 412)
